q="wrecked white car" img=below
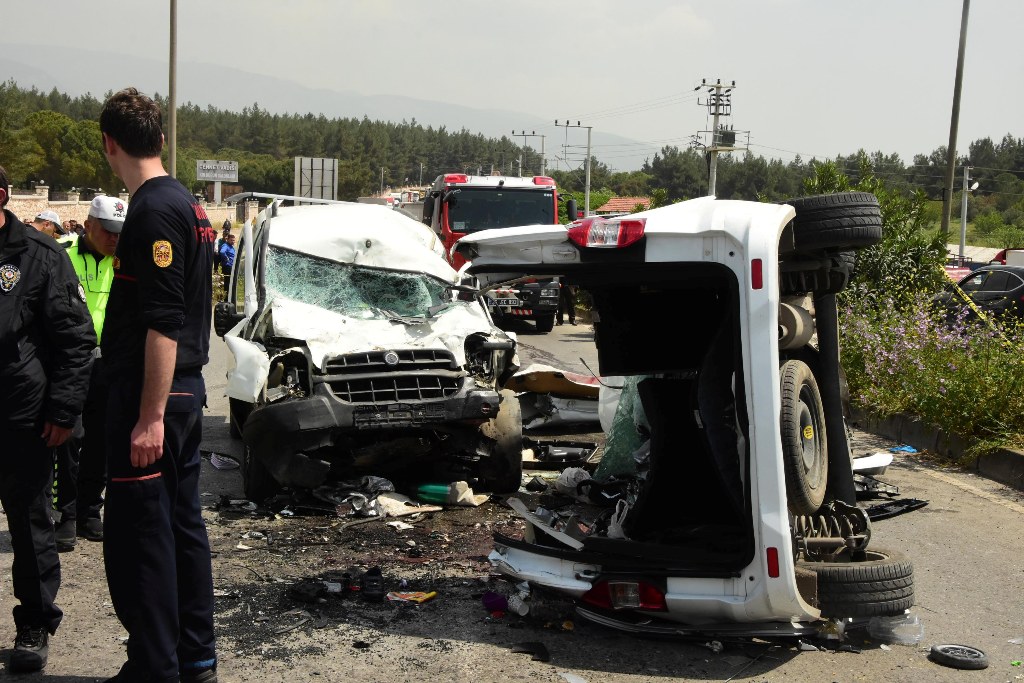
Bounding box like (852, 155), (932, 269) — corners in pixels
(457, 192), (915, 637)
(214, 199), (522, 501)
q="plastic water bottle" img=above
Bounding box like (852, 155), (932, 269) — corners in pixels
(867, 612), (924, 645)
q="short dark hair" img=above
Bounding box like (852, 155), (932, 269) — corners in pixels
(0, 165), (8, 208)
(99, 87), (164, 158)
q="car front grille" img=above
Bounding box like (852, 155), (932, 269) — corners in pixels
(321, 350), (462, 404)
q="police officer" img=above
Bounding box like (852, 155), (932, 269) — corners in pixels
(0, 164), (96, 672)
(53, 195), (126, 551)
(99, 88), (218, 682)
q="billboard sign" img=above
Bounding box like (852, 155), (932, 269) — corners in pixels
(294, 157), (339, 202)
(196, 160), (239, 182)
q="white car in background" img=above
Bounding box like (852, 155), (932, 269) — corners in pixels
(214, 197), (522, 501)
(457, 192), (914, 636)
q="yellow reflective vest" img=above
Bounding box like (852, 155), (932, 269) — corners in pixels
(63, 235), (115, 343)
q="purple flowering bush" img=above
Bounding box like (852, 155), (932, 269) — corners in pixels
(839, 284), (1024, 455)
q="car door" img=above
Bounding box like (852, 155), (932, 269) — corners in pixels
(977, 269), (1024, 315)
(223, 211), (273, 403)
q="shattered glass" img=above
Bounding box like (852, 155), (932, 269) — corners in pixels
(594, 375), (650, 480)
(265, 247), (450, 319)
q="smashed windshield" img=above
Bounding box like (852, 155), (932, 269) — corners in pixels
(265, 247), (449, 318)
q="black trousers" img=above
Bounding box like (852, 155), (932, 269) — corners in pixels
(104, 371), (216, 681)
(0, 427), (62, 634)
(558, 285), (576, 324)
(55, 362), (108, 523)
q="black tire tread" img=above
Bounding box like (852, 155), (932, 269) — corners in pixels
(799, 548), (915, 618)
(779, 360), (828, 515)
(242, 445), (281, 503)
(785, 192), (883, 251)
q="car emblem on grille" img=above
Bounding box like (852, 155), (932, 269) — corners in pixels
(383, 351), (400, 366)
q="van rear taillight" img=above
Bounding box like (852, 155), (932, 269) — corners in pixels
(444, 174), (469, 184)
(567, 217), (646, 249)
(581, 580), (667, 611)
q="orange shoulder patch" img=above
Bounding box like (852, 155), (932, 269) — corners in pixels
(153, 240), (173, 268)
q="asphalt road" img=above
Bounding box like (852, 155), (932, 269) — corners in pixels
(2, 321), (1022, 681)
(203, 320), (1024, 681)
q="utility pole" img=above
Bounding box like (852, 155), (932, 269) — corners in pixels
(941, 0), (971, 236)
(419, 162), (424, 186)
(379, 167), (384, 195)
(959, 165), (975, 260)
(513, 130), (546, 176)
(555, 120), (593, 216)
(168, 0), (177, 178)
(695, 79), (736, 196)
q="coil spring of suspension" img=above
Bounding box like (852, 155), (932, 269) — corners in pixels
(792, 500), (871, 556)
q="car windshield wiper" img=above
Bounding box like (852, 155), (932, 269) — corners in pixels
(427, 301), (455, 317)
(373, 307), (426, 326)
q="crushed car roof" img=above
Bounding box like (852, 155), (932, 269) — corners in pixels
(267, 203), (455, 283)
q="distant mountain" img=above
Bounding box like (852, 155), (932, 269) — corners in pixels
(0, 45), (653, 170)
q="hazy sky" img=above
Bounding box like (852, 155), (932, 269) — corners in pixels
(4, 0), (1021, 171)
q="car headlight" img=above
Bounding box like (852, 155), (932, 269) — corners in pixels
(541, 288), (559, 297)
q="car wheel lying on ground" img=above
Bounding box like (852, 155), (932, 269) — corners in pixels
(214, 197), (522, 502)
(460, 192), (908, 636)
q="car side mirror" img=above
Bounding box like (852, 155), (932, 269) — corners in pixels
(422, 195), (434, 225)
(213, 301), (245, 338)
(566, 199), (577, 223)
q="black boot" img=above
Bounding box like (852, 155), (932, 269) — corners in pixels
(10, 625), (49, 672)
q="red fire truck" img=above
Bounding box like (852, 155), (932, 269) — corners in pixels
(422, 173), (573, 333)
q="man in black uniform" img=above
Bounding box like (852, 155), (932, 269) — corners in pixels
(0, 164), (96, 672)
(99, 88), (218, 683)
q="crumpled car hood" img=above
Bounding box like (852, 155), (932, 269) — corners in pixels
(267, 296), (500, 368)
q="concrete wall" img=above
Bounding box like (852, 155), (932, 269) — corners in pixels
(6, 186), (240, 228)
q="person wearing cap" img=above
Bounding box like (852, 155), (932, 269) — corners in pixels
(53, 195), (125, 552)
(31, 210), (65, 239)
(0, 163), (95, 672)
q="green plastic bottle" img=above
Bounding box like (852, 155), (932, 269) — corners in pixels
(415, 483), (451, 504)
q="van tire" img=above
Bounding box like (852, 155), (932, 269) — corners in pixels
(229, 398), (252, 439)
(780, 360), (828, 515)
(786, 192), (883, 251)
(242, 444), (281, 503)
(535, 314), (555, 334)
(478, 389), (524, 493)
(799, 548), (915, 618)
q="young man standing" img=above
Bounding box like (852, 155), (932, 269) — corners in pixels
(0, 164), (96, 672)
(99, 88), (218, 682)
(54, 195), (126, 551)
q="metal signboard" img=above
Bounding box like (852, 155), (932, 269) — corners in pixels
(196, 160), (239, 182)
(294, 157), (339, 202)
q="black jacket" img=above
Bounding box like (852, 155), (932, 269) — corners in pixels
(0, 209), (96, 430)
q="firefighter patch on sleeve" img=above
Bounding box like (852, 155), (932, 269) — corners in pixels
(0, 263), (21, 292)
(153, 241), (173, 268)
